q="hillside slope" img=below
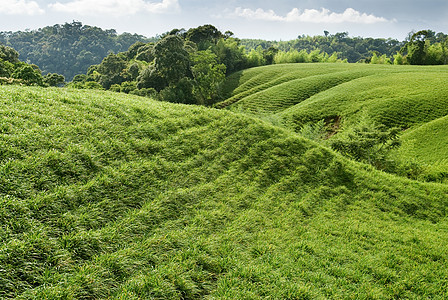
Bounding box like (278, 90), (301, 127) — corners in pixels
(220, 64), (448, 126)
(1, 86), (448, 299)
(278, 67), (448, 130)
(219, 63), (448, 173)
(398, 115), (448, 164)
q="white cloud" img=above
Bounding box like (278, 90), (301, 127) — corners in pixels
(0, 0), (44, 15)
(234, 7), (283, 21)
(49, 0), (180, 16)
(233, 7), (391, 24)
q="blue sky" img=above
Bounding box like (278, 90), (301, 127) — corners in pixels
(0, 0), (447, 40)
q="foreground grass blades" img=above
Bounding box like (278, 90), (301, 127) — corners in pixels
(0, 85), (448, 298)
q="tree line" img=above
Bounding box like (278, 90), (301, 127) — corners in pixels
(371, 30), (448, 65)
(69, 25), (244, 105)
(0, 22), (152, 80)
(241, 29), (448, 65)
(0, 43), (64, 86)
(241, 32), (402, 63)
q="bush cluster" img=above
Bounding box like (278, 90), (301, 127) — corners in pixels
(0, 44), (65, 87)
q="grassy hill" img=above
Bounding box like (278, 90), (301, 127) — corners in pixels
(398, 115), (448, 164)
(1, 85), (448, 298)
(220, 63), (448, 127)
(394, 115), (448, 181)
(219, 63), (448, 180)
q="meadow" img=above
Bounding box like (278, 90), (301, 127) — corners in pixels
(220, 63), (448, 181)
(1, 64), (448, 299)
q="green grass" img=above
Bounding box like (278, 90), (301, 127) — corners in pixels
(1, 85), (448, 298)
(398, 115), (448, 165)
(392, 115), (448, 182)
(219, 63), (448, 180)
(217, 63), (359, 109)
(279, 68), (448, 130)
(220, 64), (448, 127)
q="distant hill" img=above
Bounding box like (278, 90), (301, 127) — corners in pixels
(0, 22), (153, 80)
(1, 85), (448, 298)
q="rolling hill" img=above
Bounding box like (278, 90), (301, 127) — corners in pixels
(1, 84), (448, 298)
(220, 64), (448, 126)
(219, 63), (448, 180)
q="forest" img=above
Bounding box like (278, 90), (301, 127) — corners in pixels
(241, 29), (448, 63)
(0, 22), (152, 80)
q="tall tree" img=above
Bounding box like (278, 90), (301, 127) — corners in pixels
(0, 44), (19, 63)
(153, 35), (190, 86)
(402, 30), (428, 65)
(190, 50), (226, 105)
(96, 53), (127, 89)
(186, 25), (224, 50)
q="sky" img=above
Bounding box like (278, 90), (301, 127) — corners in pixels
(0, 0), (447, 41)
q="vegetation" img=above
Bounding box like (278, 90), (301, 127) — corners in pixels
(241, 32), (403, 63)
(364, 30), (448, 65)
(64, 26), (446, 108)
(328, 114), (401, 169)
(0, 22), (151, 80)
(219, 63), (448, 182)
(2, 23), (447, 84)
(69, 25), (245, 105)
(68, 26), (348, 106)
(394, 115), (448, 182)
(0, 43), (62, 86)
(241, 29), (448, 65)
(2, 24), (448, 298)
(1, 85), (448, 299)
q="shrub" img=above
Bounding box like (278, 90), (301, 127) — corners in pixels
(43, 73), (65, 87)
(329, 114), (401, 169)
(0, 76), (24, 85)
(84, 81), (104, 89)
(109, 84), (122, 92)
(120, 81), (137, 94)
(130, 87), (157, 98)
(12, 64), (44, 86)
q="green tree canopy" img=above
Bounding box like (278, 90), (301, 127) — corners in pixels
(190, 50), (226, 105)
(153, 35), (190, 84)
(12, 64), (43, 85)
(0, 22), (151, 80)
(186, 24), (224, 50)
(97, 53), (127, 89)
(402, 30), (429, 65)
(0, 44), (19, 63)
(43, 73), (65, 87)
(136, 35), (191, 91)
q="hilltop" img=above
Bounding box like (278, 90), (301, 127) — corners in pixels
(1, 85), (448, 298)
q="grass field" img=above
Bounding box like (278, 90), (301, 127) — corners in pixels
(397, 115), (448, 164)
(221, 64), (448, 126)
(1, 85), (448, 298)
(219, 63), (448, 180)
